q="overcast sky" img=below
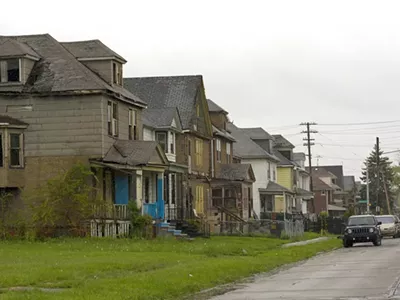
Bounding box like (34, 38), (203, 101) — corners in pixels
(3, 0), (400, 178)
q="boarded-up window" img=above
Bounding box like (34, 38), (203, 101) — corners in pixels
(195, 185), (204, 214)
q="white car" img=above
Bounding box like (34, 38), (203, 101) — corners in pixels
(375, 215), (400, 238)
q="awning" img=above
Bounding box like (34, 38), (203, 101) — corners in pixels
(259, 181), (294, 195)
(328, 204), (347, 211)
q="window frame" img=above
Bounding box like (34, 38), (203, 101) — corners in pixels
(128, 109), (137, 140)
(9, 133), (23, 168)
(195, 138), (203, 167)
(0, 133), (3, 167)
(107, 101), (118, 137)
(156, 131), (168, 153)
(170, 131), (175, 154)
(0, 59), (21, 83)
(216, 138), (221, 162)
(226, 142), (231, 162)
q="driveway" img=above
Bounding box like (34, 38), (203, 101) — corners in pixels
(209, 238), (400, 300)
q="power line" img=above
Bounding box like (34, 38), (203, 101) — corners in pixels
(318, 120), (400, 126)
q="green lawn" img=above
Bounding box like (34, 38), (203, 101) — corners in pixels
(0, 234), (341, 300)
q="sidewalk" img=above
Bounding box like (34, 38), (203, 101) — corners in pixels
(282, 236), (330, 248)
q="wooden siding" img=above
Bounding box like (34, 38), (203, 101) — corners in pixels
(82, 60), (113, 85)
(277, 167), (292, 190)
(209, 112), (227, 131)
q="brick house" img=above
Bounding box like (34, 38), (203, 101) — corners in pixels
(0, 34), (169, 233)
(123, 76), (213, 220)
(207, 99), (255, 226)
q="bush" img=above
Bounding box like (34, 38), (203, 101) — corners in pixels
(128, 201), (153, 239)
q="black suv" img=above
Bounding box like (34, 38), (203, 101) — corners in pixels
(343, 215), (382, 247)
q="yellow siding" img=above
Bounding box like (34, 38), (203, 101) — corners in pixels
(277, 167), (292, 190)
(195, 185), (204, 214)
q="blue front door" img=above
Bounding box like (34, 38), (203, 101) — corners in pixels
(115, 175), (129, 205)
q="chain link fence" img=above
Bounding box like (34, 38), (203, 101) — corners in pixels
(213, 219), (305, 238)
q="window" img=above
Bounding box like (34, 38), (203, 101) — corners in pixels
(0, 134), (3, 167)
(171, 174), (176, 205)
(0, 59), (20, 83)
(128, 109), (137, 140)
(216, 139), (221, 162)
(107, 101), (118, 136)
(226, 142), (231, 162)
(10, 133), (22, 167)
(156, 132), (167, 152)
(195, 138), (203, 167)
(273, 167), (276, 181)
(321, 190), (326, 196)
(267, 162), (271, 180)
(144, 177), (150, 203)
(188, 139), (192, 156)
(170, 132), (175, 154)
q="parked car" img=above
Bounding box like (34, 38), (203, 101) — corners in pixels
(375, 215), (400, 238)
(342, 214), (382, 247)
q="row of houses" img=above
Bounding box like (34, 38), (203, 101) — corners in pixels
(0, 34), (359, 236)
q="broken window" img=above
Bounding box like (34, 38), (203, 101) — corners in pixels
(0, 59), (20, 83)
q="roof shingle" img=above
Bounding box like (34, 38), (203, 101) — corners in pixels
(241, 127), (273, 140)
(142, 108), (179, 129)
(123, 75), (203, 129)
(0, 115), (28, 126)
(207, 99), (227, 114)
(215, 164), (254, 181)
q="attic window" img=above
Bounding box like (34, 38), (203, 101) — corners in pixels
(113, 62), (122, 85)
(0, 59), (20, 83)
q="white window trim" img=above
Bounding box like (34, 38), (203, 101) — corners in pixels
(0, 58), (21, 83)
(129, 109), (137, 140)
(156, 132), (168, 153)
(170, 131), (175, 154)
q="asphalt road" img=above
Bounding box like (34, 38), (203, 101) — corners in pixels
(209, 238), (400, 300)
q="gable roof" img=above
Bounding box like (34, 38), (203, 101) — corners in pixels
(61, 39), (126, 62)
(318, 165), (344, 189)
(259, 181), (293, 194)
(213, 125), (236, 142)
(207, 99), (227, 114)
(103, 140), (168, 166)
(0, 38), (40, 59)
(312, 177), (333, 191)
(123, 75), (203, 129)
(142, 107), (182, 130)
(215, 163), (255, 182)
(0, 115), (28, 126)
(307, 167), (337, 178)
(240, 127), (273, 140)
(272, 134), (295, 149)
(274, 150), (295, 167)
(0, 34), (145, 106)
(227, 122), (280, 161)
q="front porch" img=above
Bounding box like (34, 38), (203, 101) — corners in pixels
(259, 181), (295, 219)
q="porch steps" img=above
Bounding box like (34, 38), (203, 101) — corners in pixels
(159, 222), (192, 240)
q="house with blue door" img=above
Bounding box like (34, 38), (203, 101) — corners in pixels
(141, 107), (188, 221)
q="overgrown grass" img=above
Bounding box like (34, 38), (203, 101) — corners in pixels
(0, 235), (341, 300)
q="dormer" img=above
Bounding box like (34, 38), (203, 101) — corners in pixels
(207, 99), (229, 130)
(272, 134), (295, 161)
(0, 38), (40, 86)
(61, 39), (127, 86)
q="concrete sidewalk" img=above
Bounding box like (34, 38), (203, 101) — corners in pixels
(281, 236), (330, 248)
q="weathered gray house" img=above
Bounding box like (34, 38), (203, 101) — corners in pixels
(0, 34), (169, 235)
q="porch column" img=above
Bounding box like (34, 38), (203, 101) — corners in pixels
(283, 192), (286, 221)
(136, 170), (143, 209)
(156, 172), (165, 220)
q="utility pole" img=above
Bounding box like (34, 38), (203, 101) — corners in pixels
(301, 122), (318, 212)
(376, 137), (380, 215)
(366, 169), (370, 214)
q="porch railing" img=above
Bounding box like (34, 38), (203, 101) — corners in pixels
(93, 204), (130, 220)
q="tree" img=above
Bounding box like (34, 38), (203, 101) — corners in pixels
(360, 145), (394, 214)
(27, 163), (102, 237)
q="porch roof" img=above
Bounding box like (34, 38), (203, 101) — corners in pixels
(102, 140), (169, 167)
(296, 188), (314, 199)
(215, 163), (255, 182)
(328, 204), (347, 211)
(259, 181), (293, 195)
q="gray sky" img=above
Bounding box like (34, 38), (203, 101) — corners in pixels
(3, 0), (400, 178)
